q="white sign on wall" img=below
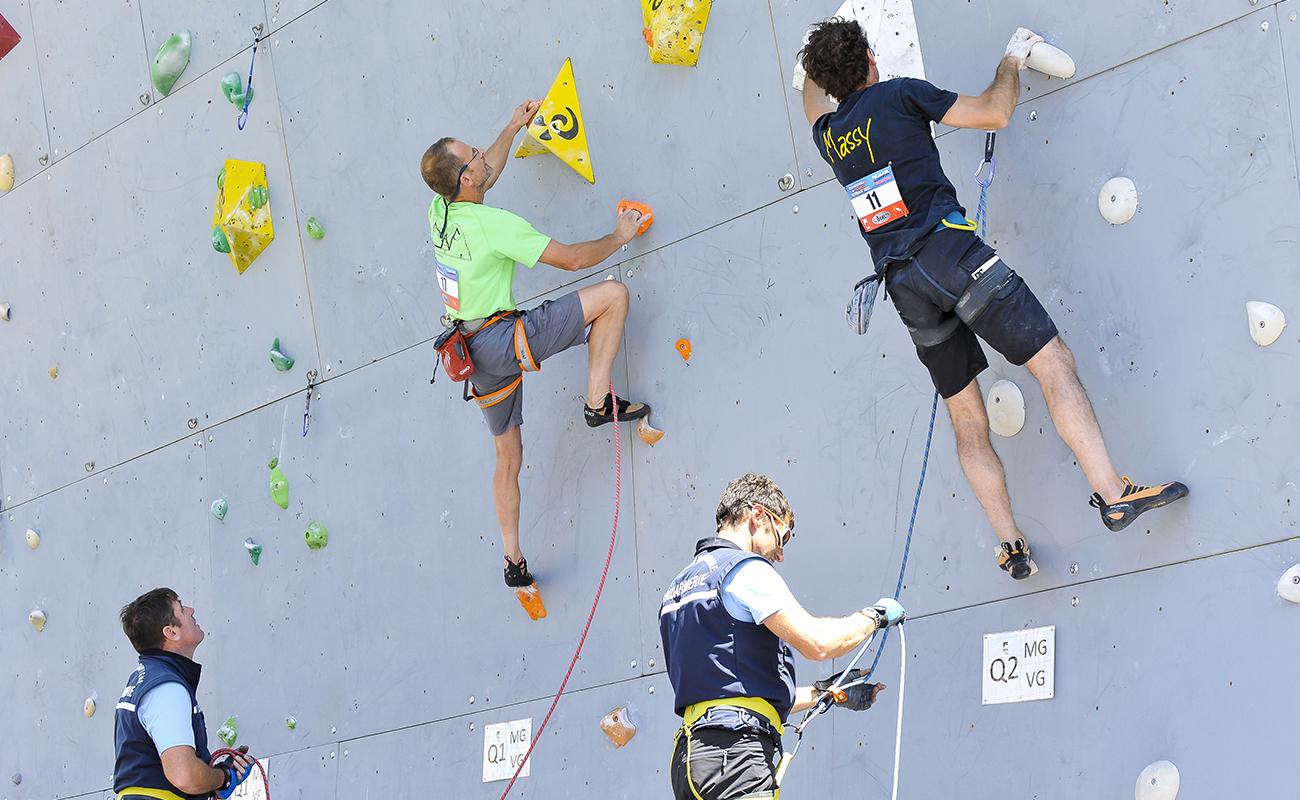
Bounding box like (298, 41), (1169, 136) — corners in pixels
(230, 758), (269, 800)
(981, 625), (1055, 705)
(482, 718), (532, 783)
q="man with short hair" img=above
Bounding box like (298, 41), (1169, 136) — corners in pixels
(659, 473), (905, 799)
(113, 588), (254, 800)
(799, 20), (1188, 579)
(421, 100), (652, 611)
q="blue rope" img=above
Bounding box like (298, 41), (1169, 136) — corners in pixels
(238, 35), (259, 130)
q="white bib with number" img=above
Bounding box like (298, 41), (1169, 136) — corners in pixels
(436, 257), (460, 312)
(847, 164), (910, 233)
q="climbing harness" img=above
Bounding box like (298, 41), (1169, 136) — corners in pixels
(776, 391), (938, 794)
(237, 25), (263, 131)
(209, 747), (270, 799)
(301, 369), (317, 437)
(497, 386), (622, 800)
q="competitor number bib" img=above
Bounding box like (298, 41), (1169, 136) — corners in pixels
(847, 165), (909, 233)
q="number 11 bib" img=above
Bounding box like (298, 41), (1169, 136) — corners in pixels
(847, 164), (909, 233)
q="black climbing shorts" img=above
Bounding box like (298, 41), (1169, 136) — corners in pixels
(883, 227), (1058, 399)
(671, 727), (781, 800)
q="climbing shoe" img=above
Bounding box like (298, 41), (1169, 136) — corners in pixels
(584, 394), (651, 428)
(1089, 478), (1189, 532)
(997, 538), (1037, 581)
(504, 555), (535, 588)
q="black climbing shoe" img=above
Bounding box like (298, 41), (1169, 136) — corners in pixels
(1089, 478), (1189, 532)
(584, 394), (651, 428)
(997, 538), (1037, 581)
(504, 556), (535, 588)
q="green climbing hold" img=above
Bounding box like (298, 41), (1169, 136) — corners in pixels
(285, 716), (297, 730)
(306, 217), (325, 240)
(247, 185), (268, 210)
(216, 166), (226, 190)
(150, 30), (192, 97)
(211, 498), (228, 520)
(217, 716), (238, 747)
(244, 537), (262, 565)
(269, 337), (295, 372)
(212, 226), (231, 253)
(220, 71), (253, 107)
(269, 458), (289, 509)
(304, 520), (328, 550)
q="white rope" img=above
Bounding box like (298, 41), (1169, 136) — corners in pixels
(891, 625), (907, 800)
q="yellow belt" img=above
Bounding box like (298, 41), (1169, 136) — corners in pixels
(683, 696), (784, 736)
(117, 788), (186, 800)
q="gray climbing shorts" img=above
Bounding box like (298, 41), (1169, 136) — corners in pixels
(463, 291), (587, 436)
(671, 726), (781, 800)
(883, 227), (1058, 399)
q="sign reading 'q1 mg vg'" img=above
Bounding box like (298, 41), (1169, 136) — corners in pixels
(982, 625), (1055, 705)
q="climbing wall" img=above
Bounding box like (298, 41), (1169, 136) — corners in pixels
(2, 0), (1298, 797)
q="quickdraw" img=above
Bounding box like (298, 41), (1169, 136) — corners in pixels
(237, 24), (263, 131)
(301, 369), (317, 437)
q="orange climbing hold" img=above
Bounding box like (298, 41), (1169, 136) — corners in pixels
(600, 707), (636, 747)
(0, 13), (21, 61)
(515, 583), (548, 621)
(617, 200), (654, 235)
(676, 339), (692, 361)
(638, 416), (664, 445)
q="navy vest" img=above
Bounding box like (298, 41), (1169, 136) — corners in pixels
(659, 538), (797, 722)
(113, 650), (211, 796)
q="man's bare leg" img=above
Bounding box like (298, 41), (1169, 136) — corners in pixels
(493, 425), (524, 563)
(1024, 336), (1125, 504)
(945, 378), (1023, 547)
(577, 281), (629, 405)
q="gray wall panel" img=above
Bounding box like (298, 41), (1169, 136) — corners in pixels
(0, 1), (51, 190)
(28, 0), (151, 162)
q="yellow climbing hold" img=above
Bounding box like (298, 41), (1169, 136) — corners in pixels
(29, 609), (46, 632)
(641, 0), (712, 67)
(48, 366), (57, 379)
(211, 159), (274, 274)
(514, 58), (594, 183)
(0, 153), (13, 192)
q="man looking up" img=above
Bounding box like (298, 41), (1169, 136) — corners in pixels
(421, 99), (651, 612)
(113, 588), (254, 799)
(799, 21), (1188, 579)
(659, 473), (905, 799)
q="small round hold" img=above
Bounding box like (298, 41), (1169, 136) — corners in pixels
(211, 498), (228, 521)
(0, 302), (10, 321)
(331, 726), (337, 734)
(1135, 760), (1180, 800)
(606, 274), (615, 281)
(330, 751), (335, 759)
(1278, 563), (1300, 603)
(630, 660), (637, 669)
(286, 716), (297, 729)
(648, 658), (655, 668)
(1029, 111), (1038, 121)
(469, 723), (474, 731)
(11, 772), (20, 785)
(1098, 177), (1138, 225)
(792, 205), (800, 214)
(0, 153), (13, 192)
(1071, 597), (1079, 607)
(49, 366), (58, 379)
(84, 697), (96, 717)
(188, 417), (198, 429)
(778, 173), (795, 192)
(1261, 20), (1270, 31)
(469, 696), (475, 704)
(29, 609), (47, 632)
(1291, 11), (1297, 21)
(1245, 301), (1286, 346)
(26, 528), (39, 548)
(627, 270), (634, 278)
(85, 461), (95, 472)
(343, 749), (348, 756)
(647, 686), (655, 694)
(986, 379), (1025, 437)
(806, 169), (813, 177)
(140, 93), (151, 106)
(1069, 562), (1078, 574)
(39, 154), (49, 166)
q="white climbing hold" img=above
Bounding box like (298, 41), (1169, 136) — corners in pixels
(84, 696), (97, 717)
(0, 302), (10, 320)
(986, 379), (1025, 437)
(0, 153), (13, 192)
(26, 528), (39, 548)
(1278, 563), (1300, 603)
(1135, 760), (1180, 800)
(1025, 41), (1076, 79)
(1245, 301), (1286, 346)
(29, 609), (46, 632)
(1099, 177), (1138, 225)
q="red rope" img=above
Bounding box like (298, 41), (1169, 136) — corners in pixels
(499, 384), (622, 799)
(210, 747), (270, 798)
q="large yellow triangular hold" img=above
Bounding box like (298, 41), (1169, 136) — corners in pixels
(641, 0), (711, 67)
(211, 159), (275, 274)
(513, 58), (594, 183)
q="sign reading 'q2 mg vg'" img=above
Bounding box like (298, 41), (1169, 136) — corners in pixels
(981, 625), (1055, 705)
(482, 718), (532, 782)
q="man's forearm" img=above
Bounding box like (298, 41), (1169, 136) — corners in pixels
(566, 232), (626, 271)
(482, 121), (524, 191)
(981, 56), (1021, 123)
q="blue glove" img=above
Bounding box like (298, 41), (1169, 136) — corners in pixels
(212, 747), (252, 799)
(865, 598), (905, 630)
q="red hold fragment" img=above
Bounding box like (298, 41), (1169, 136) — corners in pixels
(0, 13), (21, 61)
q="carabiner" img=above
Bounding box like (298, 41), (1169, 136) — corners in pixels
(972, 131), (996, 188)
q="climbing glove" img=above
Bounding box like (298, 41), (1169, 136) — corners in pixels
(212, 746), (251, 799)
(1004, 27), (1044, 70)
(814, 669), (886, 711)
(864, 597), (906, 631)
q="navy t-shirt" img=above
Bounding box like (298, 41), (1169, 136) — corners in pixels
(812, 78), (963, 270)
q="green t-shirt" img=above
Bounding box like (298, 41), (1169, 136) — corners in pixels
(428, 196), (552, 320)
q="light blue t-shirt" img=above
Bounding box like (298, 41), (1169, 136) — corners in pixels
(136, 681), (195, 753)
(720, 559), (797, 624)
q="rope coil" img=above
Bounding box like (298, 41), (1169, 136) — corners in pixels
(209, 747), (270, 798)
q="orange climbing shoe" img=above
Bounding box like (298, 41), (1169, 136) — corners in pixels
(997, 538), (1037, 581)
(505, 556), (547, 620)
(1089, 478), (1189, 532)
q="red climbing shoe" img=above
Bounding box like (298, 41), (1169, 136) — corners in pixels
(505, 556), (547, 620)
(1089, 478), (1189, 532)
